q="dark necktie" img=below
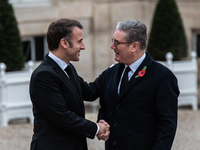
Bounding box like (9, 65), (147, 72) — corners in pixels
(64, 65), (77, 87)
(120, 66), (131, 94)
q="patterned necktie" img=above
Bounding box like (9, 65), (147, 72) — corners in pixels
(120, 66), (131, 94)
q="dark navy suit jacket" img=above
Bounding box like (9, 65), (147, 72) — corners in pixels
(93, 52), (179, 150)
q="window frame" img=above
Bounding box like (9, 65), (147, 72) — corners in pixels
(22, 36), (48, 62)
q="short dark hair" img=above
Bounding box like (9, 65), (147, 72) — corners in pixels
(47, 18), (83, 50)
(116, 20), (147, 50)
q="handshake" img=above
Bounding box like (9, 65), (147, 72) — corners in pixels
(96, 120), (110, 141)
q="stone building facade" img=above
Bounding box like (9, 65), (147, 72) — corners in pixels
(10, 0), (200, 81)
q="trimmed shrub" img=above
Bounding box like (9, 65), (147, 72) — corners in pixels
(0, 0), (25, 71)
(147, 0), (187, 61)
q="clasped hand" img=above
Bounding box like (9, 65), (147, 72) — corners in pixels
(97, 120), (110, 141)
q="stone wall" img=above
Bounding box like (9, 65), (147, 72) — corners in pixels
(12, 0), (200, 81)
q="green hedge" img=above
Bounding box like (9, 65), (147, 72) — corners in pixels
(147, 0), (187, 61)
(0, 0), (25, 71)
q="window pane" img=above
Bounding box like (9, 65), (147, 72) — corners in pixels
(197, 34), (200, 57)
(35, 36), (44, 61)
(23, 41), (31, 61)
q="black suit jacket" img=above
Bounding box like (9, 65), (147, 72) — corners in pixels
(93, 52), (179, 150)
(29, 55), (98, 150)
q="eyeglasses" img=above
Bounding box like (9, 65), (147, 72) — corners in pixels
(111, 38), (130, 47)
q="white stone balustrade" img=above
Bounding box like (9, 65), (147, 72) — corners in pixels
(0, 61), (34, 126)
(161, 51), (198, 111)
(0, 52), (198, 126)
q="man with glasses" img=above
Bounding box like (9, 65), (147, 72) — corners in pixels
(92, 20), (179, 150)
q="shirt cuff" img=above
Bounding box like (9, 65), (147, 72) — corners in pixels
(95, 123), (100, 136)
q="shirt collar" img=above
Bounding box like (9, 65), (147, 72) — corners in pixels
(48, 52), (68, 71)
(128, 52), (146, 73)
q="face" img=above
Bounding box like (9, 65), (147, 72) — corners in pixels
(66, 26), (85, 62)
(111, 30), (133, 65)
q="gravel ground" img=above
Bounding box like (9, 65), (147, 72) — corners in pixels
(0, 109), (199, 150)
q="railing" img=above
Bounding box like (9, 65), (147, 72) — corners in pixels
(160, 51), (198, 111)
(0, 51), (198, 126)
(0, 61), (34, 126)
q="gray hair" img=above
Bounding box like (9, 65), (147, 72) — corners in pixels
(116, 20), (147, 50)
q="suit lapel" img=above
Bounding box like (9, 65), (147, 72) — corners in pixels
(118, 52), (153, 99)
(44, 56), (84, 112)
(112, 63), (125, 102)
(67, 64), (85, 113)
(45, 56), (78, 95)
(67, 64), (82, 96)
(65, 64), (85, 113)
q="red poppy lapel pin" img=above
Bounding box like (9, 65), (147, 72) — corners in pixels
(135, 66), (147, 78)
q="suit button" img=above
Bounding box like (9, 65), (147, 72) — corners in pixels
(113, 141), (117, 146)
(116, 105), (120, 109)
(114, 122), (118, 127)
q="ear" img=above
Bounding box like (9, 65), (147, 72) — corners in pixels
(131, 42), (139, 52)
(60, 38), (69, 49)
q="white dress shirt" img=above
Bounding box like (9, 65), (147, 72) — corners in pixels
(118, 53), (146, 94)
(48, 52), (70, 77)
